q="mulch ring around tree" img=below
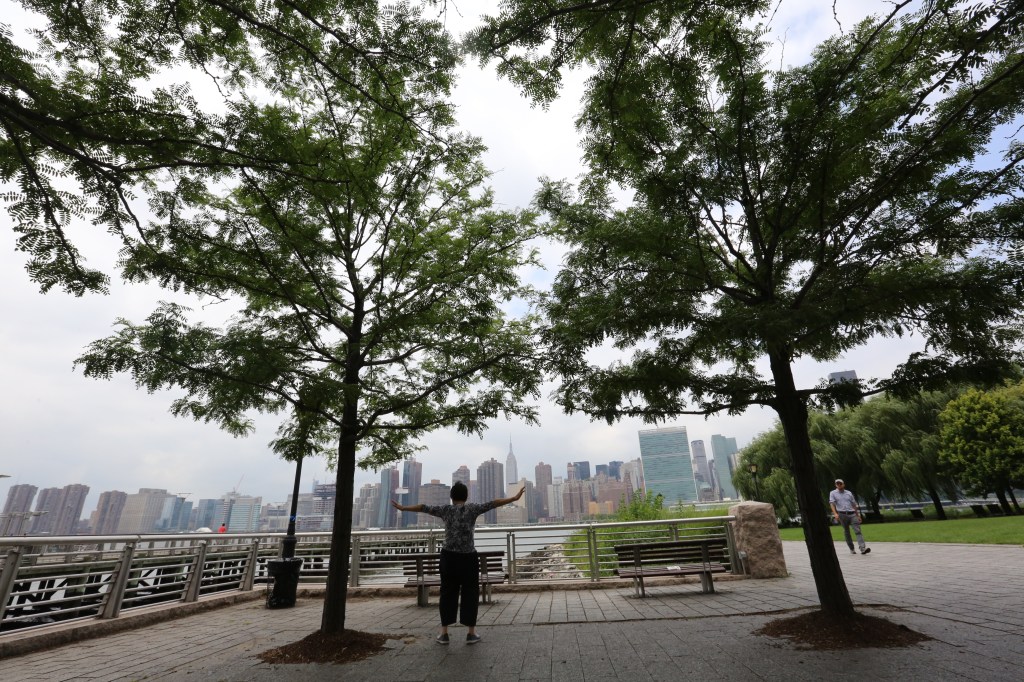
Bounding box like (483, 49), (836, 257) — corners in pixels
(755, 608), (932, 650)
(259, 629), (411, 665)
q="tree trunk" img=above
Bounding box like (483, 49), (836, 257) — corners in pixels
(927, 485), (947, 520)
(995, 489), (1012, 515)
(1007, 487), (1021, 514)
(870, 492), (882, 516)
(321, 424), (358, 634)
(768, 349), (856, 618)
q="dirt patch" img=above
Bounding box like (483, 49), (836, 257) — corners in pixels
(755, 610), (931, 650)
(258, 629), (406, 665)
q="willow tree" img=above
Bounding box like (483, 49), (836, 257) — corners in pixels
(471, 1), (1024, 616)
(77, 7), (543, 634)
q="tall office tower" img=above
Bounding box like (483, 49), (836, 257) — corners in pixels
(92, 490), (128, 534)
(376, 466), (400, 528)
(561, 480), (591, 522)
(534, 461), (553, 519)
(622, 458), (645, 498)
(225, 494), (262, 531)
(638, 427), (698, 506)
(194, 499), (219, 530)
(117, 489), (171, 533)
(452, 465), (471, 487)
(690, 439), (716, 501)
(828, 370), (858, 384)
(608, 461), (623, 481)
(573, 461), (592, 481)
(155, 495), (192, 532)
(548, 477), (565, 519)
(711, 434), (740, 500)
(2, 484), (38, 514)
(595, 464), (609, 478)
(46, 484), (90, 536)
(29, 487), (62, 534)
(505, 438), (519, 485)
(506, 478), (535, 520)
(313, 483), (337, 517)
(469, 479), (480, 504)
(476, 458), (504, 524)
(566, 462), (579, 481)
(400, 458), (423, 527)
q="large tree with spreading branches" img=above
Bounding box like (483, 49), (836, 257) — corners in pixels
(470, 0), (1024, 617)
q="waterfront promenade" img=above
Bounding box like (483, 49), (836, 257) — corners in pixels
(3, 541), (1022, 681)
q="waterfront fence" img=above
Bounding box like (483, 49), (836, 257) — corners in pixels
(0, 515), (735, 635)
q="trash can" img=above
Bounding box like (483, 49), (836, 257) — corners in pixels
(266, 557), (303, 608)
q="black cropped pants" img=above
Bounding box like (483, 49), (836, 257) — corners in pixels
(439, 549), (479, 627)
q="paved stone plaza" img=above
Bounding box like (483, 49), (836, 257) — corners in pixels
(2, 541), (1022, 681)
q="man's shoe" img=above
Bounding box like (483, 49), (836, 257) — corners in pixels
(861, 547), (871, 554)
(436, 633), (449, 645)
(466, 634), (482, 645)
(850, 549), (857, 555)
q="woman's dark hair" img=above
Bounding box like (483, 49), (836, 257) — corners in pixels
(450, 481), (468, 502)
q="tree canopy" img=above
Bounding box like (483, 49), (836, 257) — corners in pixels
(471, 0), (1024, 616)
(72, 3), (544, 634)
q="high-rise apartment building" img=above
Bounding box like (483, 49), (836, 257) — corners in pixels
(505, 439), (518, 486)
(117, 488), (172, 533)
(415, 480), (451, 526)
(638, 427), (698, 506)
(313, 483), (336, 517)
(622, 458), (644, 497)
(92, 490), (128, 534)
(561, 480), (591, 522)
(29, 487), (62, 534)
(2, 484), (38, 515)
(711, 434), (740, 500)
(548, 477), (564, 520)
(352, 483), (381, 529)
(690, 440), (717, 501)
(452, 466), (471, 487)
(534, 462), (553, 519)
(223, 493), (262, 532)
(476, 458), (504, 524)
(43, 484), (90, 536)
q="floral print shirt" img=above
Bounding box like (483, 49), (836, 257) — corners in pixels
(420, 501), (499, 553)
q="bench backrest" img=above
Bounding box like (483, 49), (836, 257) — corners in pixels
(614, 538), (728, 568)
(398, 551), (505, 578)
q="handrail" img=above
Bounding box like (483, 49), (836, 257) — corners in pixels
(0, 516), (736, 636)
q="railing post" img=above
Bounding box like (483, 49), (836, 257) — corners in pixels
(507, 532), (517, 583)
(349, 535), (361, 587)
(101, 541), (136, 619)
(670, 522), (680, 541)
(183, 541), (208, 602)
(241, 539), (259, 591)
(0, 546), (25, 624)
(724, 521), (740, 574)
(587, 525), (599, 581)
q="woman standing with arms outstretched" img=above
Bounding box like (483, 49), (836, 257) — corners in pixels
(392, 482), (524, 644)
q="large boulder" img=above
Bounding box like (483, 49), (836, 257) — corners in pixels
(729, 501), (788, 578)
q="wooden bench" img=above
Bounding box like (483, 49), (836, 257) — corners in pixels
(614, 538), (729, 597)
(395, 551), (507, 607)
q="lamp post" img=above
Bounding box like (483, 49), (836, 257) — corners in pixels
(267, 455), (304, 609)
(748, 464), (760, 502)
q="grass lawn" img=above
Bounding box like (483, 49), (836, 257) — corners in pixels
(777, 514), (1024, 545)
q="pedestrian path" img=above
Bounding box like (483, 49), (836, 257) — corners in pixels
(3, 541), (1022, 680)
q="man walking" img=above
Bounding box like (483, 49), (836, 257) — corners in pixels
(829, 479), (870, 555)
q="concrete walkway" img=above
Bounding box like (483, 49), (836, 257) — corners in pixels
(3, 541), (1023, 681)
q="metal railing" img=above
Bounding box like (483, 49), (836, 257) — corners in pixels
(0, 515), (735, 635)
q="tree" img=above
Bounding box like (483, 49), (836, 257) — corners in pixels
(939, 383), (1024, 513)
(76, 7), (544, 635)
(471, 1), (1024, 617)
(616, 489), (665, 521)
(1, 0), (439, 295)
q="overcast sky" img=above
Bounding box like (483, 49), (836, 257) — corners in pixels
(1, 1), (923, 515)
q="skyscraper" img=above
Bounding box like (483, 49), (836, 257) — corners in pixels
(534, 461), (553, 519)
(401, 458), (423, 527)
(506, 439), (519, 486)
(476, 458), (504, 524)
(608, 461), (623, 481)
(117, 488), (172, 533)
(376, 466), (399, 528)
(92, 490), (128, 534)
(29, 487), (63, 534)
(690, 439), (716, 501)
(572, 461), (592, 481)
(2, 484), (38, 515)
(711, 434), (740, 500)
(637, 427), (698, 506)
(46, 484), (90, 536)
(452, 465), (471, 487)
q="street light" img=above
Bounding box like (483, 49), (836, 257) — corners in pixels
(267, 455), (304, 609)
(748, 464), (760, 501)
